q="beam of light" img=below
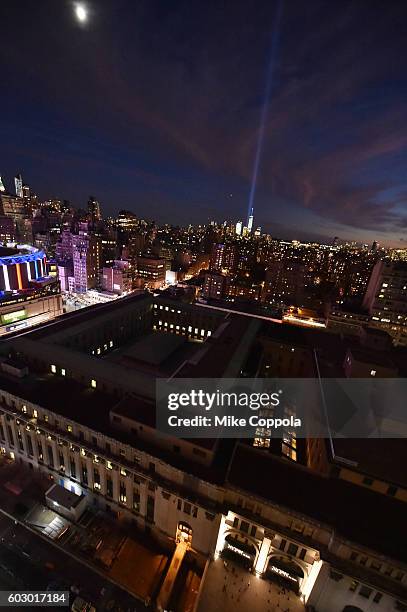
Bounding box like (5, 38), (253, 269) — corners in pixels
(75, 3), (87, 23)
(247, 0), (284, 227)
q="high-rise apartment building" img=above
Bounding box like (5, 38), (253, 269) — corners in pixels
(72, 225), (101, 293)
(87, 196), (102, 223)
(210, 243), (237, 273)
(363, 260), (407, 345)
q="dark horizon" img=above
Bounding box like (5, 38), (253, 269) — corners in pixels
(1, 0), (407, 246)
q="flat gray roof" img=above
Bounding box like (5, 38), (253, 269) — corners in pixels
(123, 332), (186, 366)
(46, 483), (83, 509)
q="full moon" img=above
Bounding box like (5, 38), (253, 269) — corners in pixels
(75, 3), (87, 23)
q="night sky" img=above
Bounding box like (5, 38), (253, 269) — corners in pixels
(1, 0), (407, 245)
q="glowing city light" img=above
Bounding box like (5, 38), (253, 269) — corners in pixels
(75, 3), (87, 23)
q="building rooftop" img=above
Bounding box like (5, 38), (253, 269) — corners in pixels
(45, 483), (83, 509)
(331, 438), (407, 488)
(228, 443), (407, 564)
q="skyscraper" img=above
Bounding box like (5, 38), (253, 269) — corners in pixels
(87, 196), (101, 223)
(14, 174), (23, 197)
(0, 176), (5, 193)
(247, 206), (254, 233)
(72, 223), (101, 293)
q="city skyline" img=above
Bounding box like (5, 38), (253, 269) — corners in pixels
(1, 1), (407, 246)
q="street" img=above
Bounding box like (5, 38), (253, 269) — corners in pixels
(0, 512), (149, 612)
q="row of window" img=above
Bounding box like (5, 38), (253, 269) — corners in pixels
(361, 476), (399, 498)
(349, 550), (404, 581)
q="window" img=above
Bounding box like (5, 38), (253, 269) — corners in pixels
(119, 482), (126, 503)
(250, 525), (257, 538)
(183, 502), (191, 515)
(91, 379), (97, 389)
(61, 368), (66, 376)
(395, 571), (404, 581)
(47, 445), (54, 468)
(177, 499), (182, 510)
(362, 476), (373, 486)
(299, 548), (307, 560)
(51, 365), (56, 374)
(350, 551), (358, 561)
(371, 561), (381, 572)
(233, 517), (239, 528)
(26, 435), (33, 457)
(287, 543), (298, 556)
(93, 469), (101, 490)
(279, 539), (287, 551)
(133, 491), (140, 512)
(373, 592), (382, 603)
(359, 556), (368, 566)
(387, 485), (398, 497)
(240, 521), (249, 534)
(359, 586), (372, 599)
(349, 580), (359, 592)
(329, 570), (343, 582)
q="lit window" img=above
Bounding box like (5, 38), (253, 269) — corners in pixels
(22, 405), (27, 413)
(61, 368), (66, 376)
(67, 425), (73, 433)
(51, 365), (56, 374)
(91, 379), (97, 389)
(33, 410), (38, 418)
(106, 461), (113, 470)
(370, 370), (376, 377)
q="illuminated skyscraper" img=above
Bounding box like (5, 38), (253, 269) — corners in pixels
(88, 196), (101, 223)
(0, 176), (5, 193)
(14, 174), (23, 197)
(247, 207), (254, 233)
(235, 221), (243, 236)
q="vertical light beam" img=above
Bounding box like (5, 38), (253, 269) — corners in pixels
(247, 0), (284, 227)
